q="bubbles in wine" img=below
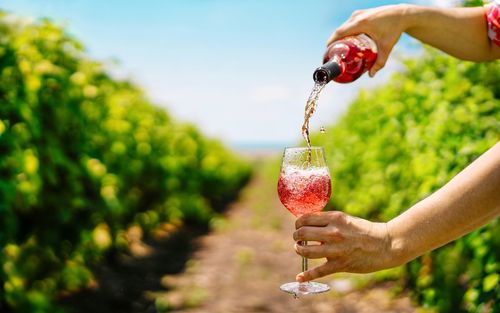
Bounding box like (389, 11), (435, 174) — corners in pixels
(277, 166), (331, 217)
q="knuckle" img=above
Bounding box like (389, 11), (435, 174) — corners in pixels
(326, 227), (343, 241)
(346, 19), (361, 30)
(327, 211), (345, 223)
(376, 57), (388, 67)
(348, 14), (367, 27)
(351, 9), (364, 17)
(327, 226), (339, 236)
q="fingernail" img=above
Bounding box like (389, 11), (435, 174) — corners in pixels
(369, 70), (377, 77)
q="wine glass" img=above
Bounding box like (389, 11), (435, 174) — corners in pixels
(277, 146), (331, 297)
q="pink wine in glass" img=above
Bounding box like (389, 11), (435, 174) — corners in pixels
(313, 33), (377, 84)
(277, 147), (331, 297)
(277, 167), (331, 217)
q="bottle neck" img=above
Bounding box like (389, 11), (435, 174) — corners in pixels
(313, 60), (341, 84)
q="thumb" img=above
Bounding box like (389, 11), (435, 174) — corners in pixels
(296, 261), (336, 282)
(369, 48), (389, 77)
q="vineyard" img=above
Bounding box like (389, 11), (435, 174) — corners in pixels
(0, 14), (251, 312)
(1, 1), (500, 312)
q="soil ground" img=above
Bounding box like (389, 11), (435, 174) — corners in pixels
(62, 158), (418, 313)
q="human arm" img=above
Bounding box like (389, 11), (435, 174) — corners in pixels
(328, 4), (500, 77)
(294, 141), (500, 282)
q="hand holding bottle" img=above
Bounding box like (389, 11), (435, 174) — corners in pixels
(314, 34), (377, 84)
(325, 4), (500, 78)
(326, 5), (409, 77)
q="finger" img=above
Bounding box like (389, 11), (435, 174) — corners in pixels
(369, 46), (389, 77)
(293, 226), (327, 242)
(294, 243), (346, 259)
(326, 31), (341, 46)
(295, 212), (329, 229)
(294, 243), (326, 259)
(326, 22), (363, 46)
(296, 261), (338, 282)
(326, 29), (348, 46)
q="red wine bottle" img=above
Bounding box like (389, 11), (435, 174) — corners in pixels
(313, 34), (378, 84)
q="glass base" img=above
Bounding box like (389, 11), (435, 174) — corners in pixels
(280, 281), (330, 298)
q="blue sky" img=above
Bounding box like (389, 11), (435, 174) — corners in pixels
(0, 0), (450, 146)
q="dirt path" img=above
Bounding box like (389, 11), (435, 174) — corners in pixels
(154, 161), (417, 313)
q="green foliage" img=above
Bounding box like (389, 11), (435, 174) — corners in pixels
(462, 0), (484, 7)
(0, 13), (251, 312)
(314, 49), (500, 312)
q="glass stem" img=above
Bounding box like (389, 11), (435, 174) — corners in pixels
(301, 241), (308, 276)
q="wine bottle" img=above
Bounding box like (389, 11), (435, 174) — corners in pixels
(313, 34), (378, 84)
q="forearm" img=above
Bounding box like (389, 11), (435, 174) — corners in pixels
(403, 5), (500, 61)
(388, 141), (500, 264)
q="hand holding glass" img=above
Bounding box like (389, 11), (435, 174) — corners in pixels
(277, 147), (331, 296)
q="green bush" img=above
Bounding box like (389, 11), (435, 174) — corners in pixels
(314, 49), (500, 312)
(0, 13), (251, 312)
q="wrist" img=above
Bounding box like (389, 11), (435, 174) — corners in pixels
(397, 4), (426, 33)
(364, 220), (404, 270)
(386, 216), (416, 266)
